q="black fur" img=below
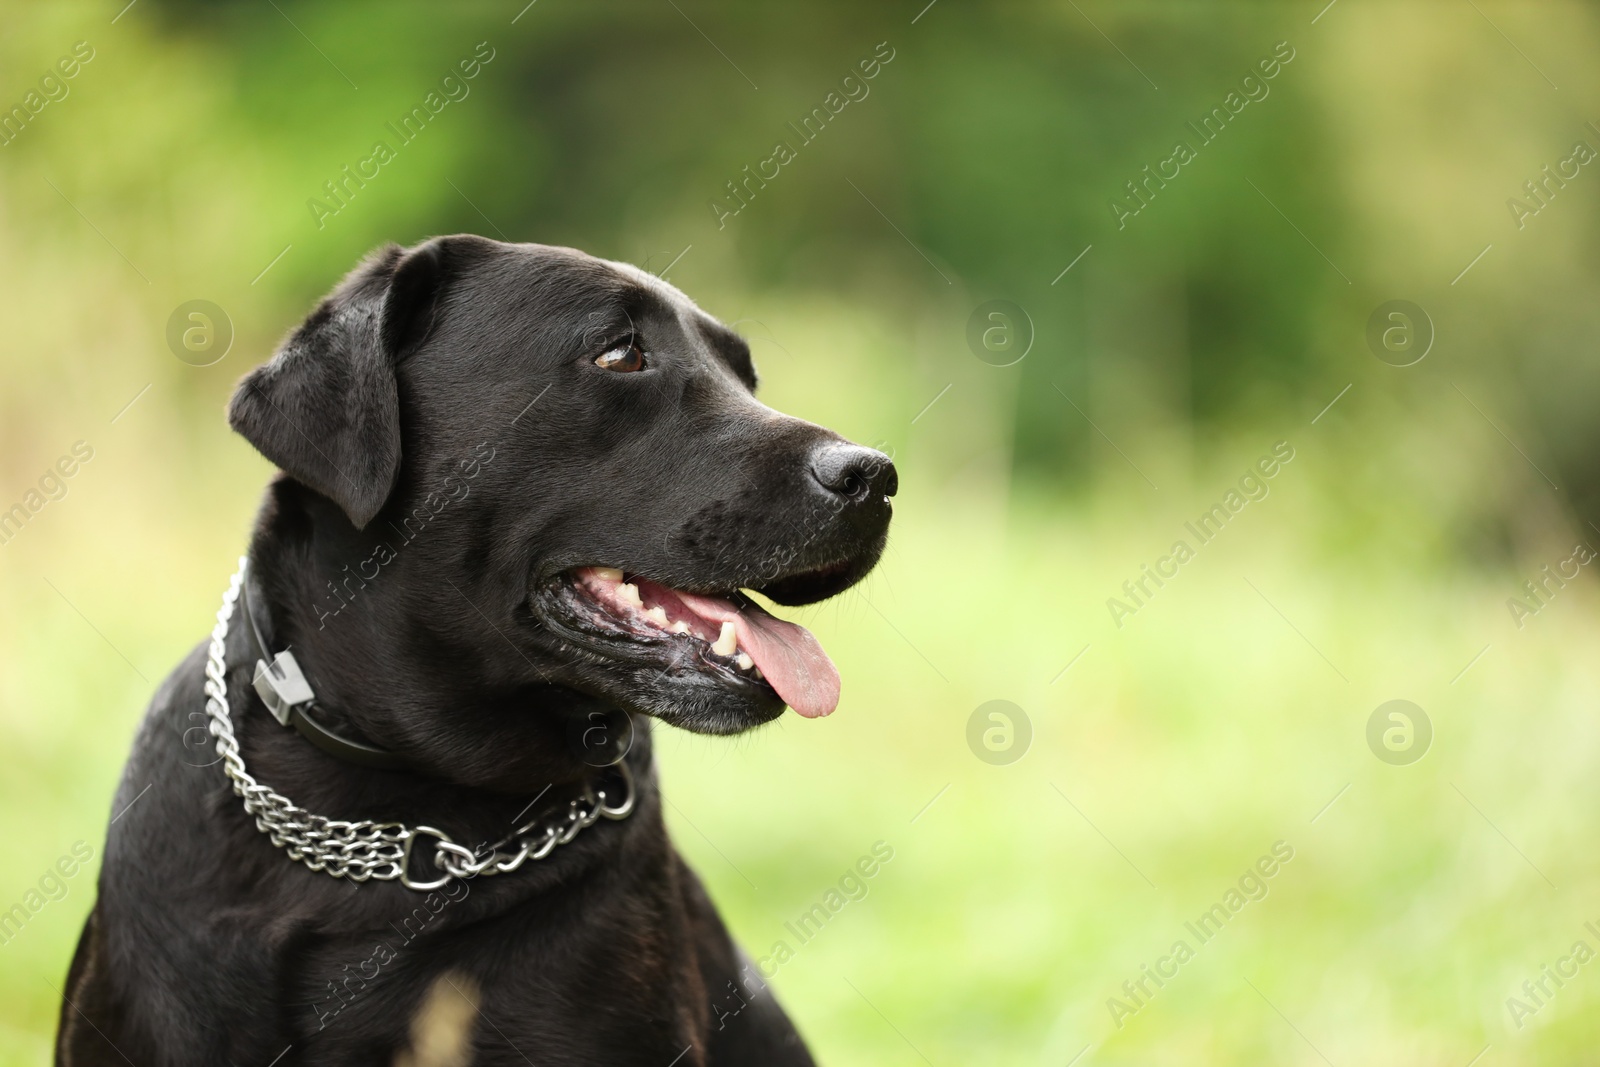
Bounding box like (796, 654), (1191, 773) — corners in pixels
(57, 236), (896, 1065)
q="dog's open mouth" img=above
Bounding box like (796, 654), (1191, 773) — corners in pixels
(549, 566), (841, 719)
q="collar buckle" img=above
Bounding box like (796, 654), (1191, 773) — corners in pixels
(252, 650), (315, 726)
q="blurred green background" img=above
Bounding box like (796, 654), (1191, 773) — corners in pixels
(5, 1), (1600, 1063)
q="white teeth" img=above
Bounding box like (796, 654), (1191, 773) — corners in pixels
(711, 620), (737, 657)
(593, 567), (623, 582)
(645, 606), (669, 628)
(669, 620), (692, 635)
(618, 583), (642, 608)
(735, 651), (753, 670)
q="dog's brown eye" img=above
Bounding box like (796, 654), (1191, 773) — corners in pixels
(595, 339), (647, 373)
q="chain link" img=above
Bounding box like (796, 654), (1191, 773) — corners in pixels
(203, 558), (635, 890)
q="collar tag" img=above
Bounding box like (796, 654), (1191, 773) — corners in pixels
(252, 650), (315, 726)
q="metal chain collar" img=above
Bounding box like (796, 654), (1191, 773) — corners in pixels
(202, 557), (635, 890)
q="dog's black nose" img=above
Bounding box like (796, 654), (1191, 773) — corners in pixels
(811, 444), (897, 502)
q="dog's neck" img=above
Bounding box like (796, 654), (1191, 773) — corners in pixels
(244, 478), (622, 794)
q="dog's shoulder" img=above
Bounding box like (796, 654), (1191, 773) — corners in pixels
(671, 852), (818, 1067)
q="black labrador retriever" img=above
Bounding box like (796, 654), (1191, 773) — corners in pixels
(56, 235), (896, 1066)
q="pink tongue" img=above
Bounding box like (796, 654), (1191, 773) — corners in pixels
(674, 592), (841, 718)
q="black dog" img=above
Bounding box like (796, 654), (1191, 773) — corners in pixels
(57, 235), (895, 1065)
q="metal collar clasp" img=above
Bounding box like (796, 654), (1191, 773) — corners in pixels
(252, 650), (315, 727)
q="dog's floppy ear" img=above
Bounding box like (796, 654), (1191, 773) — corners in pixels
(228, 239), (448, 529)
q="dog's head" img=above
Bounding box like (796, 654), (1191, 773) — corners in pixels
(229, 235), (894, 739)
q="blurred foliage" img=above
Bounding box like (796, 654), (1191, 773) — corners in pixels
(4, 1), (1600, 1064)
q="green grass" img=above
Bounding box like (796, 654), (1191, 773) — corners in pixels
(6, 402), (1599, 1065)
(656, 462), (1600, 1066)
